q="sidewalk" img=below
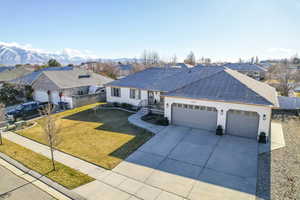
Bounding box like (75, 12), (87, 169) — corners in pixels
(2, 131), (185, 200)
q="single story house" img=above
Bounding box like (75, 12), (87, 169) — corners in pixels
(10, 66), (73, 86)
(223, 63), (267, 80)
(32, 69), (113, 108)
(105, 66), (278, 141)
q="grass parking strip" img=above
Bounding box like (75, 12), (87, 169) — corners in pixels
(0, 139), (95, 189)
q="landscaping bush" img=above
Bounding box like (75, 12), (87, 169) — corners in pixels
(121, 103), (132, 109)
(157, 117), (169, 126)
(112, 102), (120, 107)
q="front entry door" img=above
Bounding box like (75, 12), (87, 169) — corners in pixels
(148, 91), (154, 104)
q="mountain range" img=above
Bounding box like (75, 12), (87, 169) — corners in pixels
(0, 42), (137, 65)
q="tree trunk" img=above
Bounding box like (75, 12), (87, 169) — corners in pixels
(50, 146), (56, 171)
(0, 131), (2, 145)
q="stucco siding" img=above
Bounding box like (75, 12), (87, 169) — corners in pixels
(164, 96), (272, 139)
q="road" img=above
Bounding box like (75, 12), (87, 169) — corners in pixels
(0, 165), (55, 200)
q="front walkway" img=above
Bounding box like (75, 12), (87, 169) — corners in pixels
(128, 110), (166, 134)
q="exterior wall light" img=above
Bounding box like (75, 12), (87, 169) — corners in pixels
(166, 103), (169, 108)
(263, 114), (266, 120)
(220, 109), (224, 115)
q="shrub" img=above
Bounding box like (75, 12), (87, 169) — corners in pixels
(112, 102), (120, 107)
(157, 117), (169, 126)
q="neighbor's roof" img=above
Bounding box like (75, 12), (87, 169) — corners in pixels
(224, 63), (267, 72)
(117, 64), (133, 71)
(106, 67), (224, 92)
(0, 66), (15, 73)
(39, 69), (113, 89)
(10, 66), (73, 85)
(165, 68), (278, 107)
(0, 67), (31, 82)
(278, 96), (300, 109)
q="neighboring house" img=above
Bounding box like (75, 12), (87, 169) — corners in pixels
(0, 67), (32, 84)
(106, 66), (278, 141)
(165, 63), (194, 69)
(79, 61), (98, 71)
(10, 66), (73, 86)
(223, 63), (267, 80)
(0, 66), (15, 73)
(294, 86), (300, 97)
(115, 64), (134, 78)
(32, 69), (113, 108)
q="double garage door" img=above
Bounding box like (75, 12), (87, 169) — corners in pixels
(171, 103), (259, 139)
(171, 103), (217, 132)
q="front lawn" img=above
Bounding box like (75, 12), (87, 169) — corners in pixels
(17, 103), (153, 169)
(0, 139), (94, 189)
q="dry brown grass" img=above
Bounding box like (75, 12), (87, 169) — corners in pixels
(17, 103), (153, 169)
(0, 139), (94, 189)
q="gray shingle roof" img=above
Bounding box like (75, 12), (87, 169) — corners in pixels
(106, 67), (224, 92)
(40, 69), (113, 89)
(278, 96), (300, 109)
(107, 66), (278, 106)
(10, 66), (73, 85)
(223, 63), (267, 72)
(165, 68), (278, 107)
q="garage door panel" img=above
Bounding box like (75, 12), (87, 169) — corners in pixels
(34, 90), (49, 102)
(226, 110), (259, 139)
(171, 104), (217, 131)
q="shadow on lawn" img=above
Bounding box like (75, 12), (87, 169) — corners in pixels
(62, 108), (153, 160)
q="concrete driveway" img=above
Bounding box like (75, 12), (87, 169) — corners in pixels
(113, 125), (258, 200)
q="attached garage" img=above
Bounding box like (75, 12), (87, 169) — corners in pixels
(34, 90), (49, 103)
(171, 103), (217, 131)
(226, 110), (259, 139)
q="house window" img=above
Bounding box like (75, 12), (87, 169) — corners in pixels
(130, 89), (141, 99)
(111, 87), (121, 97)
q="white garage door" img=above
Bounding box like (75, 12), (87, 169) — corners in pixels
(34, 90), (49, 103)
(171, 103), (217, 131)
(226, 110), (259, 139)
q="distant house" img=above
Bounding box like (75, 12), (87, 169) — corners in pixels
(105, 66), (278, 141)
(294, 86), (300, 97)
(0, 67), (32, 84)
(115, 64), (134, 78)
(32, 69), (113, 108)
(0, 66), (15, 73)
(223, 63), (267, 80)
(165, 63), (194, 69)
(79, 61), (98, 71)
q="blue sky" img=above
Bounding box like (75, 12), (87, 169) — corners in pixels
(1, 0), (300, 62)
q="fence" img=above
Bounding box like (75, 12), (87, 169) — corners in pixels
(72, 92), (106, 108)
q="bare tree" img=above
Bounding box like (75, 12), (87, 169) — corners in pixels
(141, 50), (160, 65)
(0, 104), (5, 145)
(271, 60), (300, 96)
(171, 54), (177, 65)
(39, 104), (60, 170)
(184, 51), (196, 65)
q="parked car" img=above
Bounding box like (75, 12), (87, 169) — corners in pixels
(5, 101), (51, 122)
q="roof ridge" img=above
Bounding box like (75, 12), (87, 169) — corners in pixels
(167, 69), (225, 93)
(224, 68), (277, 106)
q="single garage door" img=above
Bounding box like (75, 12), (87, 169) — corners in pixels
(226, 110), (259, 139)
(34, 90), (49, 103)
(171, 103), (217, 131)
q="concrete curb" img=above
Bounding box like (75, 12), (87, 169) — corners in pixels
(0, 152), (86, 200)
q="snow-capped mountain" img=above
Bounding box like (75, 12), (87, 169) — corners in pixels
(0, 42), (137, 65)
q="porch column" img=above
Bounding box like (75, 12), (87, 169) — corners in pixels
(217, 108), (228, 132)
